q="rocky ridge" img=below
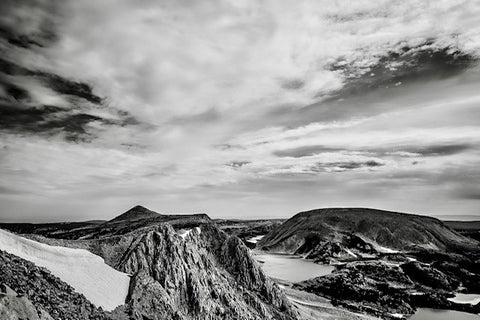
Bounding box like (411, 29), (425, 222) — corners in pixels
(0, 206), (212, 240)
(115, 224), (296, 320)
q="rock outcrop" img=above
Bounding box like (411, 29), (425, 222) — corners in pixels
(294, 261), (416, 318)
(295, 233), (377, 263)
(117, 224), (297, 320)
(0, 285), (53, 320)
(294, 259), (480, 319)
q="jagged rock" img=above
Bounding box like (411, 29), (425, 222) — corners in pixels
(294, 261), (416, 318)
(401, 261), (458, 291)
(118, 224), (298, 320)
(294, 233), (377, 263)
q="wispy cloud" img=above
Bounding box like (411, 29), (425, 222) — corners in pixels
(1, 0), (480, 221)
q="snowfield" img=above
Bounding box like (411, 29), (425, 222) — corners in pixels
(0, 228), (130, 311)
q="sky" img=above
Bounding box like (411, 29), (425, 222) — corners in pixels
(1, 0), (480, 222)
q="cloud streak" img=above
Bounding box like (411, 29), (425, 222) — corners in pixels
(0, 0), (480, 221)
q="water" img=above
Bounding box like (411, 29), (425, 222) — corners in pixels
(448, 293), (480, 305)
(253, 251), (334, 282)
(410, 308), (480, 320)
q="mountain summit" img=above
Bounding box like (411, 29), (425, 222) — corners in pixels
(109, 205), (162, 223)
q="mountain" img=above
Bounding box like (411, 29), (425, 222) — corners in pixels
(0, 206), (212, 240)
(0, 207), (298, 320)
(258, 208), (478, 256)
(113, 224), (296, 320)
(108, 205), (162, 223)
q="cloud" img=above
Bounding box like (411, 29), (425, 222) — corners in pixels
(400, 143), (474, 157)
(1, 0), (480, 220)
(41, 0), (480, 122)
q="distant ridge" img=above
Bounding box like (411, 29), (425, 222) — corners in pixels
(434, 214), (480, 221)
(108, 205), (162, 223)
(0, 206), (211, 240)
(258, 207), (478, 253)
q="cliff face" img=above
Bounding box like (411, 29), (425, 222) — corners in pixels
(117, 224), (296, 320)
(258, 208), (478, 254)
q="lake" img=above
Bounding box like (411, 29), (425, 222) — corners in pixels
(253, 251), (334, 283)
(410, 308), (480, 320)
(448, 293), (480, 305)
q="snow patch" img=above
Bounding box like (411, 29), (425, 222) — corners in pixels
(344, 248), (358, 258)
(178, 229), (192, 239)
(391, 313), (403, 318)
(246, 235), (265, 244)
(377, 245), (399, 254)
(0, 228), (130, 311)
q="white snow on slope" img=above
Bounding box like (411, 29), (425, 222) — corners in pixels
(246, 235), (265, 244)
(178, 227), (202, 239)
(178, 229), (192, 239)
(344, 248), (358, 258)
(376, 245), (399, 254)
(0, 228), (130, 311)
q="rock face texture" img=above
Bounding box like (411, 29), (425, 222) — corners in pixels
(295, 233), (377, 263)
(117, 224), (297, 320)
(0, 285), (53, 320)
(258, 208), (477, 254)
(0, 250), (108, 320)
(295, 261), (416, 318)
